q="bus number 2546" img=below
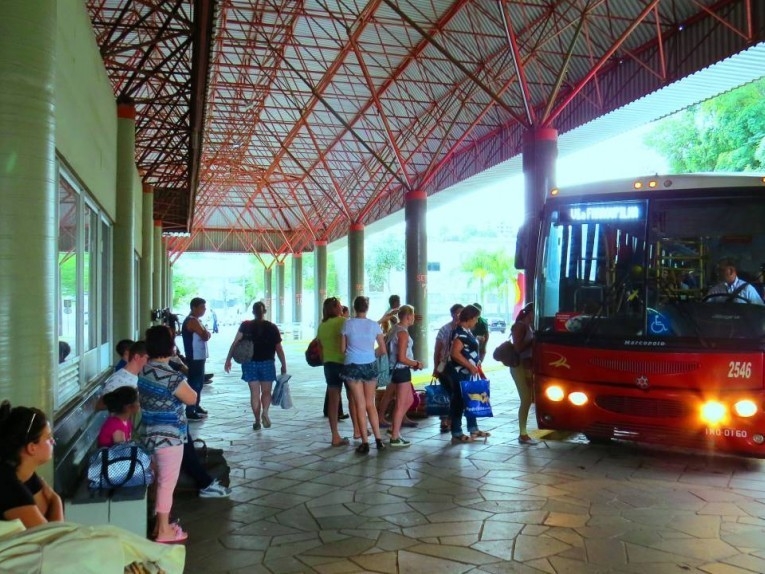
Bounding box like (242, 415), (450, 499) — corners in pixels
(728, 361), (752, 379)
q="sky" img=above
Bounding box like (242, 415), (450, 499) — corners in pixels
(427, 122), (669, 231)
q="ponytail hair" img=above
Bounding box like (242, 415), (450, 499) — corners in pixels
(0, 401), (48, 467)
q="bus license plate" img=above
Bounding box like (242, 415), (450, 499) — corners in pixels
(705, 428), (748, 438)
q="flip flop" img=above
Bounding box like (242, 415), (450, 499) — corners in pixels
(470, 430), (491, 438)
(451, 435), (474, 444)
(331, 437), (350, 447)
(155, 528), (188, 543)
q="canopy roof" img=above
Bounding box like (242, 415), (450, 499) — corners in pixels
(86, 0), (763, 256)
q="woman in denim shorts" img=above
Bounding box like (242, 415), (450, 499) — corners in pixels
(340, 296), (387, 454)
(387, 305), (423, 447)
(224, 302), (286, 430)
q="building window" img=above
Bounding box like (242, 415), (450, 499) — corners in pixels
(56, 164), (112, 409)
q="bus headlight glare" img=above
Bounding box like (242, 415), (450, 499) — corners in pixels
(734, 400), (757, 417)
(568, 392), (588, 406)
(700, 401), (726, 424)
(545, 386), (565, 402)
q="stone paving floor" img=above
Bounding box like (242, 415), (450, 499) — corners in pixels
(174, 327), (765, 573)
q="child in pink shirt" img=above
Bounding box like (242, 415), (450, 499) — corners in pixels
(98, 386), (139, 447)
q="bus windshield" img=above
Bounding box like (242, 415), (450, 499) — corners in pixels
(537, 193), (765, 345)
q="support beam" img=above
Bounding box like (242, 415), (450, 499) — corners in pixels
(348, 223), (365, 303)
(315, 240), (327, 328)
(140, 183), (154, 332)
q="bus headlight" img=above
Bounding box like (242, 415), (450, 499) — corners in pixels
(733, 400), (757, 418)
(545, 386), (565, 402)
(700, 401), (727, 424)
(568, 392), (588, 406)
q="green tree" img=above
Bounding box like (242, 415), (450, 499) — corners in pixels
(366, 235), (405, 292)
(645, 78), (765, 172)
(461, 250), (494, 302)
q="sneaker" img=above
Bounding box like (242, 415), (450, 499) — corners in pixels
(253, 421), (261, 431)
(197, 407), (209, 415)
(199, 479), (231, 498)
(389, 437), (411, 448)
(187, 412), (204, 421)
(262, 413), (271, 428)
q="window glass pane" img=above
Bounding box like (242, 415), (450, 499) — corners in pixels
(83, 203), (98, 351)
(58, 176), (78, 358)
(101, 218), (111, 345)
(538, 200), (647, 337)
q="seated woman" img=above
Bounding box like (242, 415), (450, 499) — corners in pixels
(98, 386), (140, 448)
(0, 401), (63, 528)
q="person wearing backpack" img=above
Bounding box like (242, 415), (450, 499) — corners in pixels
(510, 303), (536, 445)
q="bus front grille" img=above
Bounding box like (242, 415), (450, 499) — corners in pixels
(590, 358), (699, 375)
(595, 395), (691, 418)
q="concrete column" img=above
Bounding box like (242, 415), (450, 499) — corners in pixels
(164, 243), (172, 311)
(348, 223), (365, 303)
(521, 127), (558, 302)
(264, 266), (273, 314)
(405, 191), (428, 364)
(113, 96), (137, 341)
(315, 240), (327, 327)
(275, 260), (285, 324)
(0, 1), (56, 411)
(140, 183), (154, 332)
(292, 253), (303, 325)
(152, 220), (163, 316)
(166, 259), (173, 311)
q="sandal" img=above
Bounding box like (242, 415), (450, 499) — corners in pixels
(451, 435), (474, 444)
(356, 442), (370, 454)
(331, 437), (350, 447)
(155, 527), (188, 543)
(470, 430), (491, 438)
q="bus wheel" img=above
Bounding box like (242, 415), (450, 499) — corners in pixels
(584, 433), (612, 445)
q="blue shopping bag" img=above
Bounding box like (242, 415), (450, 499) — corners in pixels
(460, 375), (493, 418)
(425, 379), (450, 416)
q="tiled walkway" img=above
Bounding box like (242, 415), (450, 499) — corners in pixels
(175, 328), (765, 573)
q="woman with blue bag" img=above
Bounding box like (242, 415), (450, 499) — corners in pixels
(447, 305), (492, 444)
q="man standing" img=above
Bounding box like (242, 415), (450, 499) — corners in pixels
(472, 303), (490, 362)
(182, 297), (212, 420)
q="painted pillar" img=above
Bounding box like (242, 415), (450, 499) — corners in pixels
(348, 223), (365, 303)
(0, 1), (56, 411)
(263, 266), (273, 314)
(521, 127), (558, 302)
(315, 240), (327, 327)
(140, 183), (154, 331)
(292, 253), (303, 325)
(405, 191), (428, 364)
(152, 220), (163, 316)
(275, 260), (285, 324)
(113, 96), (137, 341)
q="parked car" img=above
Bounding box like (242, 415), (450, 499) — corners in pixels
(488, 318), (506, 333)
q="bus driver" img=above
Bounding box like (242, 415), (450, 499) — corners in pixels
(706, 257), (764, 305)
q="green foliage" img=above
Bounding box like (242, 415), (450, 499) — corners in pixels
(460, 249), (516, 315)
(366, 235), (405, 292)
(645, 79), (765, 172)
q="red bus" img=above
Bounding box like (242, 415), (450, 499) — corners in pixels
(527, 174), (765, 456)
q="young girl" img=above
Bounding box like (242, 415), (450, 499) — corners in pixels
(98, 386), (140, 447)
(387, 305), (423, 447)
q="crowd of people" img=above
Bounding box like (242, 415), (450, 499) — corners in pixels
(3, 293), (536, 554)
